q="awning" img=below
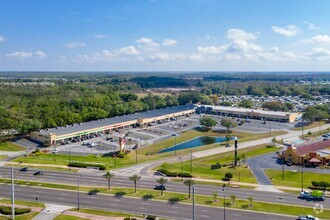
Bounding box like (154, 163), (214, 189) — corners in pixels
(309, 158), (321, 163)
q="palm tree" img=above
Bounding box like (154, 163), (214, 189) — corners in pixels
(129, 174), (141, 193)
(230, 194), (236, 204)
(272, 137), (277, 147)
(247, 196), (254, 207)
(212, 191), (218, 202)
(156, 177), (168, 196)
(241, 154), (246, 165)
(225, 172), (233, 185)
(103, 171), (115, 190)
(183, 179), (195, 199)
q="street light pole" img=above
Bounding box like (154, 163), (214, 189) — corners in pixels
(77, 179), (80, 210)
(301, 157), (304, 192)
(190, 149), (193, 174)
(234, 137), (238, 167)
(11, 166), (15, 220)
(222, 185), (226, 220)
(282, 159), (284, 181)
(192, 185), (195, 220)
(174, 135), (177, 156)
(179, 157), (183, 180)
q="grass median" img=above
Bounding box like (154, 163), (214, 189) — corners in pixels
(156, 144), (280, 183)
(0, 178), (329, 219)
(12, 129), (286, 170)
(0, 142), (25, 151)
(265, 169), (330, 189)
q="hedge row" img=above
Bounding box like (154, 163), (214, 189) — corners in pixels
(0, 206), (31, 215)
(312, 181), (330, 189)
(68, 162), (106, 170)
(157, 169), (192, 178)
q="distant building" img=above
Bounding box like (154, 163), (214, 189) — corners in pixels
(283, 140), (330, 166)
(196, 105), (298, 123)
(30, 104), (196, 146)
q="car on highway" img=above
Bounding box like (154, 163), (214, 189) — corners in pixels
(298, 215), (320, 220)
(33, 171), (44, 176)
(19, 167), (29, 172)
(154, 185), (166, 191)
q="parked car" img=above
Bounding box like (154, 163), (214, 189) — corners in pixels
(20, 167), (29, 172)
(154, 185), (166, 191)
(298, 215), (320, 220)
(33, 171), (44, 176)
(154, 171), (166, 177)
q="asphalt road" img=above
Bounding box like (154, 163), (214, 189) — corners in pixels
(0, 167), (328, 209)
(0, 184), (296, 220)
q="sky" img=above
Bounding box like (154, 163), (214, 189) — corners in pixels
(1, 0), (330, 71)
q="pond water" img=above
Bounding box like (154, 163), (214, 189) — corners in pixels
(158, 136), (231, 153)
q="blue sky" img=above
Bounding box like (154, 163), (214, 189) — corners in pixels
(1, 0), (330, 71)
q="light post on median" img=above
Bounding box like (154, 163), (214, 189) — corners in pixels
(174, 135), (177, 156)
(192, 185), (195, 220)
(301, 156), (304, 192)
(222, 185), (226, 220)
(179, 157), (183, 180)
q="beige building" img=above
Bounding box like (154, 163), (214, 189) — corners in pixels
(196, 105), (298, 123)
(30, 104), (196, 146)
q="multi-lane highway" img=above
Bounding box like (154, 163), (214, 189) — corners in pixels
(0, 184), (296, 220)
(0, 167), (328, 209)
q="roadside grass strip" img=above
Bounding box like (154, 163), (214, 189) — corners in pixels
(0, 178), (329, 219)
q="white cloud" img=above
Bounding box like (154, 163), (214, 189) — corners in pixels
(303, 35), (330, 45)
(227, 29), (257, 41)
(94, 34), (107, 39)
(224, 54), (241, 61)
(270, 47), (279, 53)
(136, 37), (160, 51)
(303, 21), (320, 30)
(306, 47), (330, 58)
(283, 52), (296, 59)
(65, 42), (86, 48)
(0, 36), (6, 42)
(117, 46), (139, 56)
(226, 40), (262, 52)
(196, 46), (223, 54)
(162, 38), (177, 46)
(272, 25), (300, 36)
(6, 51), (47, 59)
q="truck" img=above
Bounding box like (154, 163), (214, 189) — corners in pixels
(299, 190), (325, 201)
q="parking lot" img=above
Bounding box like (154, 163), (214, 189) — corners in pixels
(46, 115), (201, 155)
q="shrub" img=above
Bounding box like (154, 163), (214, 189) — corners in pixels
(68, 162), (106, 170)
(157, 169), (177, 177)
(0, 206), (31, 215)
(178, 173), (192, 178)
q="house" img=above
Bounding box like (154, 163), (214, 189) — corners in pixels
(283, 140), (330, 166)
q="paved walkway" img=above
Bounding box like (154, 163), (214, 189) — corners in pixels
(32, 203), (72, 220)
(62, 210), (143, 220)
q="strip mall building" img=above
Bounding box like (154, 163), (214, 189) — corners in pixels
(30, 104), (196, 146)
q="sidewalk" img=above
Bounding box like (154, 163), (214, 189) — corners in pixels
(62, 210), (143, 220)
(32, 204), (72, 220)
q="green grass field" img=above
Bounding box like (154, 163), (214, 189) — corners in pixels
(54, 215), (89, 220)
(157, 144), (279, 183)
(0, 155), (7, 160)
(12, 129), (286, 170)
(0, 142), (25, 151)
(265, 169), (330, 189)
(71, 208), (143, 218)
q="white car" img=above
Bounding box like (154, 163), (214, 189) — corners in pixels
(298, 215), (320, 220)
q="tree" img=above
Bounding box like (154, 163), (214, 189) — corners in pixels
(129, 174), (141, 193)
(212, 191), (218, 202)
(272, 137), (277, 147)
(239, 99), (253, 108)
(230, 194), (236, 204)
(221, 118), (237, 133)
(225, 172), (233, 185)
(156, 177), (168, 196)
(221, 101), (232, 106)
(199, 116), (217, 130)
(183, 179), (195, 199)
(103, 171), (115, 190)
(247, 196), (254, 207)
(302, 106), (329, 123)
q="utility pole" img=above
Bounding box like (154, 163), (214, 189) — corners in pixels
(179, 157), (183, 180)
(135, 148), (138, 163)
(282, 159), (284, 181)
(302, 126), (304, 138)
(174, 135), (177, 156)
(11, 166), (15, 220)
(269, 122), (272, 137)
(234, 137), (238, 167)
(192, 185), (195, 220)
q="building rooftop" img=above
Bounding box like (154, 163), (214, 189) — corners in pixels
(295, 139), (330, 156)
(198, 105), (294, 117)
(37, 104), (196, 136)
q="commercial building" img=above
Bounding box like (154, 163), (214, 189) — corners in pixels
(196, 105), (298, 123)
(30, 104), (196, 146)
(283, 140), (330, 166)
